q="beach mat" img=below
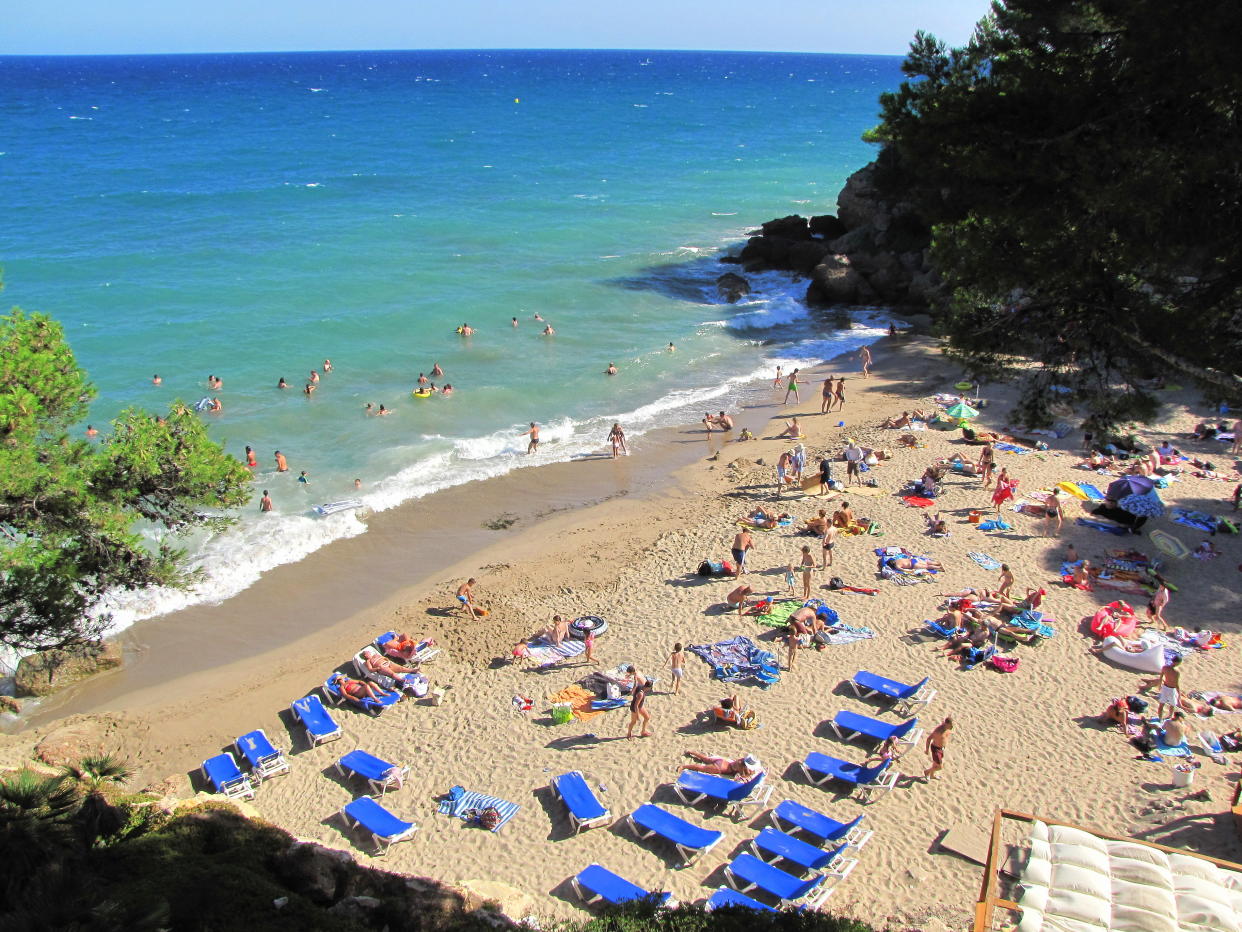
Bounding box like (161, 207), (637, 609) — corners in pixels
(751, 601), (804, 628)
(903, 496), (936, 508)
(550, 684), (607, 721)
(938, 825), (992, 866)
(1076, 517), (1130, 536)
(437, 789), (520, 832)
(968, 551), (1002, 571)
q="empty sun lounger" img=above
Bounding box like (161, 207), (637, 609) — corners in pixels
(798, 753), (897, 803)
(335, 749), (409, 796)
(704, 887), (776, 912)
(552, 770), (611, 833)
(769, 800), (873, 850)
(672, 770), (772, 819)
(290, 694), (343, 747)
(571, 864), (674, 908)
(829, 710), (922, 749)
(202, 752), (256, 800)
(625, 804), (724, 867)
(340, 796), (418, 855)
(848, 672), (936, 715)
(234, 729), (290, 780)
(323, 674), (401, 715)
(752, 828), (850, 873)
(724, 852), (846, 908)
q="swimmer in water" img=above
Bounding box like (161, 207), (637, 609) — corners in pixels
(668, 342), (675, 352)
(278, 377), (288, 389)
(441, 384), (453, 395)
(534, 313), (544, 321)
(512, 316), (519, 327)
(298, 470), (310, 484)
(323, 358), (333, 372)
(459, 323), (475, 336)
(309, 369), (319, 383)
(152, 374), (162, 385)
(274, 451), (288, 472)
(210, 397), (222, 412)
(543, 324), (555, 335)
(417, 373), (428, 386)
(85, 424), (98, 437)
(245, 445), (258, 467)
(377, 404), (390, 415)
(605, 362), (617, 375)
(431, 362), (443, 377)
(364, 403), (373, 415)
(260, 490), (273, 512)
(304, 382), (315, 396)
(354, 478), (362, 489)
(522, 422), (540, 454)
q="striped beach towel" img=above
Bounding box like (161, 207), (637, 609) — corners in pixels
(437, 789), (520, 832)
(968, 551), (1002, 571)
(526, 639), (585, 667)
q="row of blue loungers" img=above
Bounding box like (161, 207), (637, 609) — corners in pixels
(199, 635), (432, 855)
(562, 670), (933, 911)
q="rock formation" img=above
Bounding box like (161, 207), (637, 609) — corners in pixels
(15, 640), (123, 697)
(728, 162), (942, 310)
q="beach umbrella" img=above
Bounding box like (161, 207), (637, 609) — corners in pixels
(1106, 475), (1154, 501)
(945, 401), (979, 419)
(1119, 490), (1165, 518)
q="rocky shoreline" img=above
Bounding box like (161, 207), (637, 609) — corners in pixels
(719, 162), (941, 310)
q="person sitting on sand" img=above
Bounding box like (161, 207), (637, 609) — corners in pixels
(1078, 450), (1114, 470)
(914, 467), (939, 498)
(738, 427), (755, 441)
(881, 412), (913, 429)
(925, 512), (950, 536)
(832, 502), (854, 528)
(331, 673), (398, 706)
(1161, 710), (1187, 746)
(939, 622), (995, 661)
(713, 695), (757, 729)
(802, 509), (829, 536)
(726, 584), (753, 617)
(383, 633), (435, 662)
(1064, 560), (1093, 590)
(779, 417), (802, 439)
(1101, 697), (1131, 731)
(541, 614), (571, 646)
(681, 752), (761, 778)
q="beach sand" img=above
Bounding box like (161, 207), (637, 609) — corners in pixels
(3, 334), (1241, 927)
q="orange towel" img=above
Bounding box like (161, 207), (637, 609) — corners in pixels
(550, 684), (606, 721)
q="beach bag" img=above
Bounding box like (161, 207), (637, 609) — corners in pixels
(466, 806), (502, 831)
(448, 785), (465, 803)
(1126, 696), (1149, 713)
(827, 576), (846, 590)
(989, 655), (1019, 673)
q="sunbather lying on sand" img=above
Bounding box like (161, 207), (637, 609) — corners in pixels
(1078, 451), (1114, 469)
(743, 507), (787, 529)
(889, 555), (944, 572)
(882, 412), (913, 429)
(1088, 634), (1146, 655)
(681, 751), (761, 778)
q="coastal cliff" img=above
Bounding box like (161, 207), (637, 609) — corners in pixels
(726, 162), (941, 310)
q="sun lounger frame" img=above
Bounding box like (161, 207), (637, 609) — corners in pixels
(290, 694), (343, 747)
(768, 800), (874, 851)
(625, 803), (724, 868)
(201, 752), (256, 800)
(751, 829), (850, 873)
(375, 630), (441, 664)
(848, 671), (936, 716)
(798, 753), (898, 803)
(552, 770), (611, 833)
(704, 887), (776, 912)
(672, 770), (773, 820)
(335, 749), (409, 797)
(723, 852), (850, 909)
(829, 710), (923, 750)
(339, 795), (418, 856)
(570, 864), (675, 908)
(234, 729), (290, 780)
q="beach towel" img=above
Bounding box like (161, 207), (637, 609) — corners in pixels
(975, 519), (1012, 532)
(687, 635), (777, 685)
(750, 601), (804, 628)
(1076, 517), (1130, 536)
(903, 496), (936, 508)
(968, 552), (1002, 571)
(1078, 482), (1106, 501)
(550, 684), (607, 721)
(437, 789), (520, 832)
(819, 623), (875, 646)
(1170, 507), (1217, 533)
(1008, 609), (1056, 639)
(1154, 736), (1192, 758)
(994, 442), (1033, 454)
(526, 639), (586, 667)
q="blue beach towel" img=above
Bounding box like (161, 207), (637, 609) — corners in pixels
(1170, 508), (1216, 533)
(437, 789), (521, 832)
(1076, 517), (1130, 536)
(968, 551), (1002, 571)
(1078, 483), (1106, 501)
(976, 519), (1011, 532)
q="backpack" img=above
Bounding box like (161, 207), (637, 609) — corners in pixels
(1126, 695), (1149, 713)
(467, 806), (502, 831)
(827, 576), (846, 590)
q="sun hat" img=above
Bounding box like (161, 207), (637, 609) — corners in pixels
(743, 754), (762, 770)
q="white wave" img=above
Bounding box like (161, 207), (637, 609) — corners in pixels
(711, 212), (738, 216)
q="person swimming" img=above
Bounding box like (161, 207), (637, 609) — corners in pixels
(542, 324), (555, 335)
(417, 373), (428, 385)
(278, 377), (288, 389)
(441, 384), (453, 395)
(309, 369), (319, 383)
(605, 362), (617, 375)
(323, 358), (332, 372)
(152, 374), (162, 385)
(431, 362), (443, 377)
(512, 317), (518, 327)
(377, 404), (390, 415)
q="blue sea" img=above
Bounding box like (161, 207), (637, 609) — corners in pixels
(0, 49), (901, 628)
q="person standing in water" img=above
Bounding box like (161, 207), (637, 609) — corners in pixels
(431, 362), (443, 377)
(274, 451), (288, 472)
(152, 374), (162, 385)
(259, 490), (273, 512)
(323, 359), (333, 372)
(667, 342), (675, 352)
(859, 345), (872, 378)
(605, 362), (617, 375)
(521, 422), (540, 454)
(784, 369), (805, 404)
(607, 422), (627, 457)
(244, 445), (258, 468)
(512, 317), (519, 327)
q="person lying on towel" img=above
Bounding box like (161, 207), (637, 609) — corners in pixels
(680, 752), (761, 778)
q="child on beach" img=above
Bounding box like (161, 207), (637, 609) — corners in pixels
(798, 545), (816, 599)
(583, 629), (598, 665)
(783, 564), (797, 593)
(666, 643), (685, 695)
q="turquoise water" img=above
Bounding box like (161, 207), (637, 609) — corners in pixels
(0, 50), (900, 626)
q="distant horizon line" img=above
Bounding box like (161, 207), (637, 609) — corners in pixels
(0, 46), (906, 60)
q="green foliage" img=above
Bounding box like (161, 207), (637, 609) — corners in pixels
(562, 900), (879, 932)
(0, 302), (252, 651)
(61, 752), (137, 846)
(870, 0), (1242, 425)
(0, 768), (80, 909)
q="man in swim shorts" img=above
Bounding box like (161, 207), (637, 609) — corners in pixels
(731, 528), (753, 577)
(274, 451), (288, 472)
(457, 578), (482, 619)
(1155, 656), (1181, 720)
(923, 716), (952, 780)
(259, 490), (273, 512)
(521, 422), (540, 454)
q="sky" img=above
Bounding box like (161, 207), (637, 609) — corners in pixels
(3, 0), (993, 56)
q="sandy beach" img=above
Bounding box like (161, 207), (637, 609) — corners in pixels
(4, 333), (1241, 928)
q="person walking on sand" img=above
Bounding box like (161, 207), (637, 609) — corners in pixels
(821, 376), (835, 413)
(521, 422), (540, 454)
(666, 643), (686, 695)
(772, 366), (783, 389)
(923, 716), (953, 780)
(783, 369), (806, 404)
(859, 345), (872, 378)
(979, 443), (996, 488)
(626, 666), (652, 738)
(784, 626), (800, 672)
(820, 523), (837, 569)
(456, 578), (482, 619)
(798, 544), (816, 599)
(731, 528), (754, 577)
(259, 490), (273, 512)
(834, 377), (846, 412)
(1146, 577), (1171, 630)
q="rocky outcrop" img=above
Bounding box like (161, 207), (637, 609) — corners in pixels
(728, 162), (942, 309)
(14, 640), (122, 697)
(715, 272), (751, 303)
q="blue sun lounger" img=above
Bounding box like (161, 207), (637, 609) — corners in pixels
(768, 799), (873, 850)
(323, 674), (401, 715)
(924, 619), (963, 639)
(552, 771), (611, 833)
(672, 770), (772, 819)
(830, 710), (922, 749)
(202, 752), (256, 800)
(848, 672), (936, 715)
(290, 694), (343, 747)
(798, 753), (897, 802)
(724, 852), (838, 908)
(752, 828), (853, 873)
(234, 729), (290, 780)
(335, 749), (409, 796)
(340, 796), (418, 856)
(571, 865), (674, 907)
(705, 887), (776, 912)
(625, 804), (724, 867)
